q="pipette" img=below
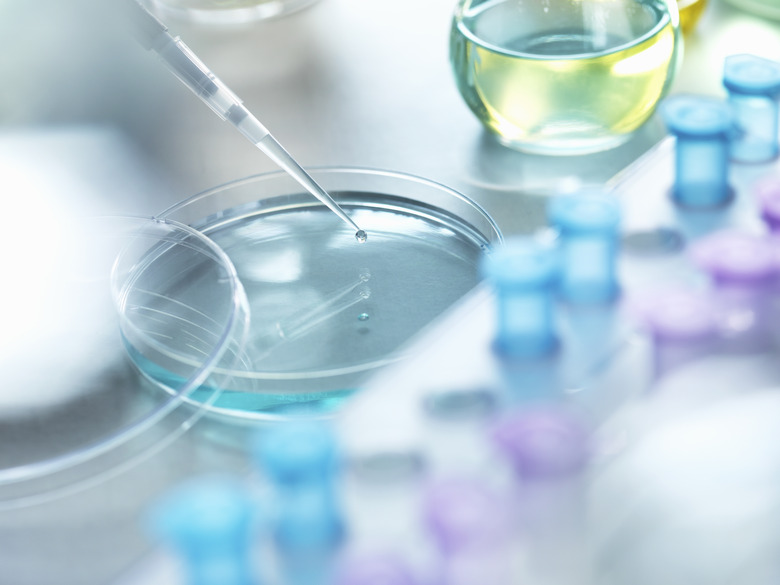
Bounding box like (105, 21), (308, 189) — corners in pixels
(128, 0), (367, 242)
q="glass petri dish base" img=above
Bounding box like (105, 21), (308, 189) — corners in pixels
(156, 168), (502, 420)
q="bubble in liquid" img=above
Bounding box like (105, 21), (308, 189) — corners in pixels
(355, 230), (368, 243)
(358, 313), (370, 321)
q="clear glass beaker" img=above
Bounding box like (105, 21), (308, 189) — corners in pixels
(145, 0), (321, 24)
(450, 0), (683, 155)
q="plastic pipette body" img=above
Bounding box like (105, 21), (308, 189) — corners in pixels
(129, 1), (365, 238)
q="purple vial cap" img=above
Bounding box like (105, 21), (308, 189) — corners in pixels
(334, 554), (418, 585)
(635, 289), (719, 342)
(690, 231), (778, 285)
(756, 177), (780, 232)
(423, 479), (508, 554)
(489, 408), (590, 479)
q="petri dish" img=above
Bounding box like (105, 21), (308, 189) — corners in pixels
(156, 167), (503, 420)
(0, 216), (248, 506)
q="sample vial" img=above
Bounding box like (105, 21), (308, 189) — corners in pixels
(449, 0), (682, 154)
(489, 407), (591, 585)
(689, 231), (778, 351)
(147, 475), (258, 585)
(422, 480), (516, 585)
(548, 191), (621, 304)
(662, 95), (734, 208)
(481, 237), (559, 359)
(254, 423), (344, 585)
(638, 288), (720, 379)
(723, 54), (780, 163)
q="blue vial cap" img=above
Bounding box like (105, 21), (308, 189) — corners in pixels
(548, 191), (620, 235)
(723, 54), (780, 97)
(148, 475), (256, 585)
(254, 423), (340, 485)
(481, 237), (558, 291)
(662, 95), (733, 139)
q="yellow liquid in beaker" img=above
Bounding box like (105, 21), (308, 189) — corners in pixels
(450, 0), (680, 155)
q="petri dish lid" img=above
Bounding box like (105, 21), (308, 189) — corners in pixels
(0, 216), (248, 507)
(156, 167), (502, 420)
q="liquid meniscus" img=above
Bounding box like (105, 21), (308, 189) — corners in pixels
(450, 0), (681, 155)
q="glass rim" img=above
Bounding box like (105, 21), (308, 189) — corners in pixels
(158, 166), (503, 245)
(0, 215), (249, 507)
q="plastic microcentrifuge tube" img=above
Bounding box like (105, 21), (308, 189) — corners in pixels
(548, 191), (621, 304)
(482, 238), (559, 359)
(147, 475), (258, 585)
(253, 423), (344, 585)
(489, 407), (590, 585)
(422, 480), (515, 585)
(662, 95), (734, 208)
(690, 231), (778, 351)
(756, 177), (780, 231)
(723, 54), (780, 163)
(635, 289), (719, 379)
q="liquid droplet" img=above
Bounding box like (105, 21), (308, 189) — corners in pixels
(355, 230), (368, 243)
(358, 313), (370, 321)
